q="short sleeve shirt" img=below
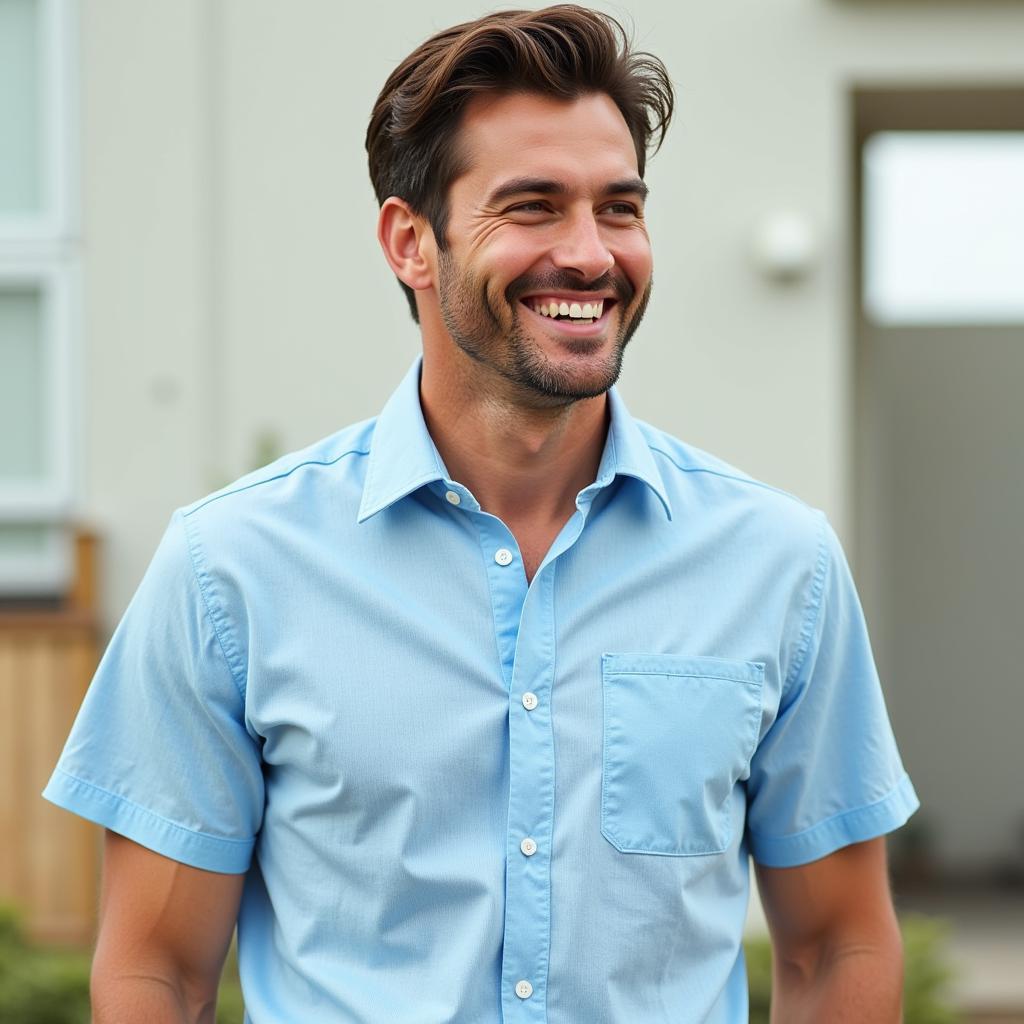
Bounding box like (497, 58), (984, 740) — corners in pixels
(44, 355), (918, 1023)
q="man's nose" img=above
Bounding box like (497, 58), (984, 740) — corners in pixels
(550, 212), (615, 281)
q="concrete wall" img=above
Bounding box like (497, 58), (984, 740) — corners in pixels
(78, 1), (1024, 867)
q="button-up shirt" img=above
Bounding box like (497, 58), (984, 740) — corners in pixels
(44, 355), (917, 1023)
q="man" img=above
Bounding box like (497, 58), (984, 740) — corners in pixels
(45, 6), (918, 1022)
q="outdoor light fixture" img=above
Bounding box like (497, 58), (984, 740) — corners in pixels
(750, 210), (818, 283)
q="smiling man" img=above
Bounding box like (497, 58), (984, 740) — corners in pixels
(45, 7), (917, 1023)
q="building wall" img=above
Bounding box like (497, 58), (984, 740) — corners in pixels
(78, 0), (1024, 866)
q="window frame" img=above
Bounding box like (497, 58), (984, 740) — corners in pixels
(0, 261), (76, 520)
(0, 0), (78, 242)
(0, 0), (80, 595)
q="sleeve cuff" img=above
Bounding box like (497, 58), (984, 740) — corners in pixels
(42, 768), (254, 874)
(748, 772), (920, 868)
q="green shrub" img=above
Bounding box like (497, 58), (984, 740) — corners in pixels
(0, 905), (90, 1024)
(901, 914), (960, 1024)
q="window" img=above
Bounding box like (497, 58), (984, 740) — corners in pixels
(0, 0), (78, 596)
(863, 131), (1024, 325)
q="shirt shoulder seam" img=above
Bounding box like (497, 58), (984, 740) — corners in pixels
(176, 509), (249, 702)
(646, 443), (812, 509)
(182, 447), (370, 517)
(781, 509), (832, 698)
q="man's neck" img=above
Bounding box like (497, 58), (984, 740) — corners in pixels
(418, 351), (609, 531)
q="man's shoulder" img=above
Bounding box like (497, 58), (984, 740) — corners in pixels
(179, 416), (378, 526)
(635, 418), (827, 551)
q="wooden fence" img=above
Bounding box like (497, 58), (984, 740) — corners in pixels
(0, 531), (101, 946)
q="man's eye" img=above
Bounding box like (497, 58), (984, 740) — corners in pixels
(605, 202), (639, 215)
(510, 201), (547, 213)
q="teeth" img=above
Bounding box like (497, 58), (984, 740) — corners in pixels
(529, 298), (606, 320)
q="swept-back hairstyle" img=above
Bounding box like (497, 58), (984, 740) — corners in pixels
(366, 4), (674, 322)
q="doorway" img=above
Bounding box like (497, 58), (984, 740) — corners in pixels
(852, 86), (1024, 886)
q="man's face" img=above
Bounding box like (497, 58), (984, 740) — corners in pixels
(431, 91), (653, 404)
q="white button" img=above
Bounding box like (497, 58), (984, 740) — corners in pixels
(444, 490), (461, 505)
(522, 691), (538, 710)
(520, 837), (538, 856)
(515, 979), (534, 999)
(494, 547), (513, 566)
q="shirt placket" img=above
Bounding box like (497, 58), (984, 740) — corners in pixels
(471, 500), (595, 1024)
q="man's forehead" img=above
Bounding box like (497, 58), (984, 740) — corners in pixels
(459, 90), (635, 146)
(453, 91), (641, 198)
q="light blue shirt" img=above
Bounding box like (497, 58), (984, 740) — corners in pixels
(44, 356), (918, 1023)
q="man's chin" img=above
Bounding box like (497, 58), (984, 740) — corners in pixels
(508, 348), (624, 402)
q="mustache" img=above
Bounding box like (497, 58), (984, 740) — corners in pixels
(506, 270), (634, 306)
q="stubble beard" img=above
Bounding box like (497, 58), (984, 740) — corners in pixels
(437, 249), (651, 404)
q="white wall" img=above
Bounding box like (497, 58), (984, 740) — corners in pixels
(80, 1), (211, 613)
(79, 1), (1024, 827)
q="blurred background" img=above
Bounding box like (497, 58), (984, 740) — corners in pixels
(1, 0), (1022, 1020)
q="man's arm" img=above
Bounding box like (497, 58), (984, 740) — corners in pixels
(754, 837), (903, 1023)
(91, 829), (245, 1024)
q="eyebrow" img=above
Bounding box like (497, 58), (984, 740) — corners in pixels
(484, 176), (650, 206)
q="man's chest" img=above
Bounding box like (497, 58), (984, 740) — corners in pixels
(239, 518), (789, 854)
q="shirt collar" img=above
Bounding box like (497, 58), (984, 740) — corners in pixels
(357, 355), (672, 523)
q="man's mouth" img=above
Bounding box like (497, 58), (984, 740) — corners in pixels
(519, 296), (616, 326)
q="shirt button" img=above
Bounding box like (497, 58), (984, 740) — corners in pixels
(520, 837), (537, 856)
(444, 490), (461, 505)
(515, 979), (534, 999)
(522, 691), (538, 710)
(494, 547), (513, 566)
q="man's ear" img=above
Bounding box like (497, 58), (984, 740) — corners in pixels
(377, 197), (435, 293)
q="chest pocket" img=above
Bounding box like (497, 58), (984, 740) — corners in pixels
(601, 653), (765, 856)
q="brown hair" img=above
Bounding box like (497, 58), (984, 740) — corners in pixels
(365, 5), (674, 322)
